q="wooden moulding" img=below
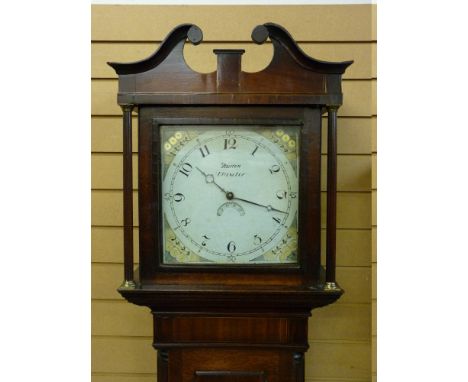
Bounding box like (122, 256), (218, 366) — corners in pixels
(108, 23), (353, 105)
(119, 282), (343, 312)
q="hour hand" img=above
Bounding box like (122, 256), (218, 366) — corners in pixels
(195, 166), (228, 194)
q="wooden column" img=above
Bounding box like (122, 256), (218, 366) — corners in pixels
(325, 105), (339, 288)
(293, 353), (305, 382)
(157, 349), (169, 382)
(121, 104), (135, 288)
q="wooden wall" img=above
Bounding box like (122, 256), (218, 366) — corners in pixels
(91, 4), (376, 382)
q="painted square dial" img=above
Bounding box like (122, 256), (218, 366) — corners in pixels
(161, 125), (300, 265)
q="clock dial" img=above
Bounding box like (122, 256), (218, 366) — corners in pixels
(161, 126), (299, 264)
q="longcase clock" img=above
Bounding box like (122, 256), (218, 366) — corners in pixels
(108, 23), (352, 382)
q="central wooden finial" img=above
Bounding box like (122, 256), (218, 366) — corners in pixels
(213, 49), (245, 91)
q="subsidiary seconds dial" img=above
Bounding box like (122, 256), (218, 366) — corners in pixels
(161, 127), (299, 264)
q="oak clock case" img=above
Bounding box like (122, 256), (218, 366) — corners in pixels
(108, 22), (352, 382)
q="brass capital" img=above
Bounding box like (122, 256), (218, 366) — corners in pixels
(120, 104), (135, 112)
(120, 280), (137, 290)
(323, 281), (341, 291)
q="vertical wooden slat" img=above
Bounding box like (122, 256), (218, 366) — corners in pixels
(326, 106), (338, 285)
(122, 104), (135, 286)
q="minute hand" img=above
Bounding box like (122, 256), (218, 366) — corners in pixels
(232, 196), (288, 215)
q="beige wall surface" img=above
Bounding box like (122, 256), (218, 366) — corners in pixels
(91, 4), (376, 382)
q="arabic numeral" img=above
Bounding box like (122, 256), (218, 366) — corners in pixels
(253, 235), (262, 246)
(199, 145), (210, 158)
(173, 193), (185, 202)
(227, 241), (236, 253)
(201, 234), (210, 246)
(181, 218), (191, 226)
(224, 138), (237, 150)
(276, 190), (287, 199)
(179, 162), (193, 177)
(269, 164), (280, 174)
(272, 216), (281, 224)
(164, 192), (185, 202)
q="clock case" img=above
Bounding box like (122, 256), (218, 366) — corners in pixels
(108, 23), (352, 381)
